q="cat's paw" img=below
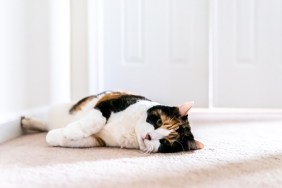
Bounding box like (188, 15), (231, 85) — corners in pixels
(20, 116), (30, 129)
(62, 122), (85, 140)
(46, 129), (64, 146)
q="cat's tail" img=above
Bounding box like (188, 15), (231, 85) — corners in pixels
(21, 116), (48, 132)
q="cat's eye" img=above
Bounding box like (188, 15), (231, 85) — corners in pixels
(156, 119), (162, 127)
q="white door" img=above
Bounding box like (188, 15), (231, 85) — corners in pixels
(100, 0), (209, 106)
(214, 0), (282, 108)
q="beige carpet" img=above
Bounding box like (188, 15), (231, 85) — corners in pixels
(1, 118), (282, 188)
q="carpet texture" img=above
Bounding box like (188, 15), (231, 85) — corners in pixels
(1, 118), (282, 188)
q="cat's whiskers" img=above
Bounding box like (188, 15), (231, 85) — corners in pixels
(187, 142), (191, 150)
(141, 147), (148, 155)
(151, 147), (154, 153)
(144, 143), (154, 154)
(149, 144), (154, 153)
(145, 149), (150, 154)
(143, 144), (150, 154)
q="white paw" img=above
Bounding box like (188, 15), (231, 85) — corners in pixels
(62, 122), (85, 140)
(46, 129), (64, 146)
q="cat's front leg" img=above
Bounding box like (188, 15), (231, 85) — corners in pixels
(46, 109), (106, 146)
(63, 109), (106, 139)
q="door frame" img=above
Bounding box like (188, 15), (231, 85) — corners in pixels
(87, 0), (104, 94)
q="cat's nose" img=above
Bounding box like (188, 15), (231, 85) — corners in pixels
(144, 133), (151, 141)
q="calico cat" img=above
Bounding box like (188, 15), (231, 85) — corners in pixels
(21, 91), (204, 153)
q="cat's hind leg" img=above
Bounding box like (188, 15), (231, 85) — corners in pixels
(21, 116), (48, 132)
(46, 109), (106, 147)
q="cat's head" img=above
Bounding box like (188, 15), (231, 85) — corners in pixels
(139, 102), (204, 153)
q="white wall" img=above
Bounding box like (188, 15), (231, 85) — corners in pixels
(0, 0), (70, 119)
(49, 0), (71, 103)
(71, 0), (89, 100)
(0, 0), (30, 116)
(25, 0), (51, 108)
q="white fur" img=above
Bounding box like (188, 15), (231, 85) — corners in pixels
(44, 98), (164, 153)
(47, 98), (100, 130)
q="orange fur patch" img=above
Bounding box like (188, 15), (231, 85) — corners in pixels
(94, 91), (130, 107)
(69, 95), (96, 114)
(154, 110), (181, 143)
(95, 136), (106, 146)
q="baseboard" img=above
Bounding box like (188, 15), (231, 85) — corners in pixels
(0, 107), (49, 144)
(1, 107), (282, 144)
(0, 118), (23, 144)
(190, 108), (282, 124)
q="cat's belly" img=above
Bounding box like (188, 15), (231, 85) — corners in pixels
(96, 126), (139, 149)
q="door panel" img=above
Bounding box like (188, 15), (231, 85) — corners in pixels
(102, 0), (209, 106)
(214, 0), (282, 108)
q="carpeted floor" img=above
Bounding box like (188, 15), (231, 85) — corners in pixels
(1, 117), (282, 188)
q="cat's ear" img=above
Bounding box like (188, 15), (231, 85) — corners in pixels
(178, 101), (194, 116)
(195, 140), (204, 149)
(187, 140), (204, 150)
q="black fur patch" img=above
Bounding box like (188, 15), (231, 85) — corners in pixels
(146, 105), (180, 129)
(157, 124), (196, 153)
(94, 94), (149, 120)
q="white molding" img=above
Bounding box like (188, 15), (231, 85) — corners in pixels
(0, 119), (23, 144)
(88, 0), (104, 94)
(191, 108), (282, 124)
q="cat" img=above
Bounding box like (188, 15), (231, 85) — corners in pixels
(21, 91), (204, 153)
